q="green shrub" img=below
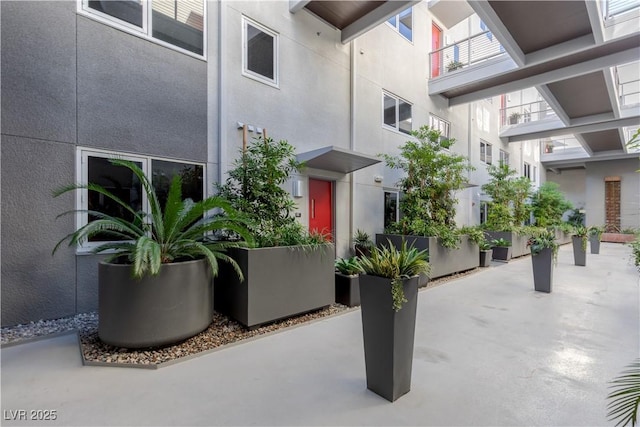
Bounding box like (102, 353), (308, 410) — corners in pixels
(335, 257), (364, 276)
(530, 182), (573, 227)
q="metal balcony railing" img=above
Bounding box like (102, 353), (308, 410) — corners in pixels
(429, 30), (505, 78)
(604, 0), (640, 19)
(539, 137), (588, 158)
(500, 101), (557, 126)
(618, 77), (640, 106)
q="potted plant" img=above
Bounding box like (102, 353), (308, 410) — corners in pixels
(378, 125), (477, 279)
(356, 240), (430, 402)
(335, 257), (363, 307)
(446, 60), (463, 72)
(588, 225), (604, 254)
(572, 225), (588, 266)
(527, 229), (558, 293)
(215, 137), (335, 329)
(509, 111), (521, 125)
(353, 229), (374, 257)
(53, 159), (252, 348)
(479, 240), (493, 267)
(491, 238), (512, 262)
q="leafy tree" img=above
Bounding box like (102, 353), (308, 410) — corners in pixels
(512, 176), (532, 226)
(530, 182), (573, 227)
(381, 125), (474, 246)
(481, 164), (532, 230)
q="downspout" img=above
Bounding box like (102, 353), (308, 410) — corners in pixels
(349, 39), (357, 253)
(468, 102), (473, 225)
(217, 0), (226, 186)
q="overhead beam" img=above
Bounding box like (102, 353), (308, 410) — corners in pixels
(341, 0), (420, 44)
(504, 116), (640, 142)
(585, 0), (605, 44)
(535, 85), (571, 126)
(289, 0), (310, 14)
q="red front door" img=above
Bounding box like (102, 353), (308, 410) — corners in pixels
(309, 179), (333, 241)
(431, 23), (442, 77)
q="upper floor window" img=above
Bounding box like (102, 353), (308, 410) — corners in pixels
(480, 140), (492, 164)
(429, 115), (450, 138)
(82, 0), (205, 57)
(387, 8), (413, 42)
(242, 17), (278, 87)
(383, 92), (412, 135)
(523, 162), (532, 180)
(499, 149), (509, 166)
(77, 149), (204, 251)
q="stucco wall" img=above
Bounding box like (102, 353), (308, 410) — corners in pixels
(1, 0), (207, 326)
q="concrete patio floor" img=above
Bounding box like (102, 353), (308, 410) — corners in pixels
(1, 242), (638, 426)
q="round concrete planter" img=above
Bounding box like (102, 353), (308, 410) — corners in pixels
(98, 258), (213, 348)
(359, 275), (419, 402)
(531, 248), (554, 293)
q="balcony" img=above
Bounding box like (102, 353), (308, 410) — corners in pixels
(429, 30), (506, 79)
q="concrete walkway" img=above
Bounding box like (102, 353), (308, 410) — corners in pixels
(2, 243), (638, 426)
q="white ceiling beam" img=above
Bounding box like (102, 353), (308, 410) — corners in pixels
(504, 116), (640, 142)
(574, 134), (595, 156)
(289, 0), (310, 14)
(341, 0), (421, 44)
(535, 85), (572, 126)
(603, 67), (621, 118)
(467, 0), (526, 66)
(585, 0), (606, 44)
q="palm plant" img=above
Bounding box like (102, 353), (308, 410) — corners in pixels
(357, 240), (430, 311)
(53, 159), (253, 279)
(607, 358), (640, 427)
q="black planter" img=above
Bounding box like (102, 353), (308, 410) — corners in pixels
(215, 244), (335, 329)
(589, 236), (600, 254)
(531, 248), (554, 293)
(98, 258), (213, 348)
(479, 250), (492, 267)
(572, 236), (587, 266)
(359, 275), (419, 402)
(335, 273), (360, 307)
(491, 246), (512, 262)
(484, 231), (529, 258)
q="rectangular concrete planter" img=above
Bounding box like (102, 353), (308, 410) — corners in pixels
(335, 273), (360, 307)
(589, 236), (600, 254)
(359, 275), (419, 402)
(572, 236), (587, 266)
(215, 244), (335, 329)
(531, 248), (554, 293)
(554, 229), (572, 245)
(376, 234), (479, 280)
(491, 246), (512, 262)
(484, 231), (529, 258)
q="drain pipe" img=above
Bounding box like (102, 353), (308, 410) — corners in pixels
(217, 1), (226, 186)
(467, 102), (473, 225)
(349, 39), (357, 255)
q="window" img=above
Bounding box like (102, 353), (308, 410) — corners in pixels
(78, 149), (204, 250)
(532, 166), (538, 184)
(82, 0), (205, 57)
(480, 201), (489, 225)
(387, 8), (412, 41)
(480, 140), (492, 164)
(523, 162), (531, 180)
(243, 17), (278, 86)
(429, 115), (450, 139)
(499, 149), (509, 166)
(384, 191), (399, 230)
(383, 92), (412, 134)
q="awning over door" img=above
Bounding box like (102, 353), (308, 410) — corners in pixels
(296, 146), (381, 174)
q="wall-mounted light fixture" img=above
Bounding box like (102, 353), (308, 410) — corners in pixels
(373, 175), (384, 183)
(292, 180), (303, 198)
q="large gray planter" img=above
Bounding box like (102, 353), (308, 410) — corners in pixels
(98, 258), (213, 348)
(491, 246), (512, 262)
(554, 228), (572, 245)
(484, 231), (529, 258)
(376, 234), (478, 280)
(215, 244), (335, 329)
(359, 275), (419, 402)
(589, 236), (600, 254)
(531, 248), (554, 293)
(335, 273), (360, 307)
(572, 236), (587, 266)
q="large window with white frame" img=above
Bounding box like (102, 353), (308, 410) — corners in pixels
(499, 149), (509, 166)
(386, 8), (413, 42)
(523, 162), (532, 180)
(80, 0), (205, 57)
(383, 92), (412, 135)
(242, 17), (278, 87)
(480, 140), (492, 164)
(77, 149), (204, 250)
(429, 114), (450, 139)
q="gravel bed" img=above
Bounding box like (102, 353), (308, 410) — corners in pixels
(0, 267), (481, 367)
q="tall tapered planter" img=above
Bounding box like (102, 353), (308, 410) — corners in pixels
(531, 248), (554, 293)
(572, 236), (587, 266)
(98, 258), (213, 348)
(589, 236), (600, 254)
(359, 275), (419, 402)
